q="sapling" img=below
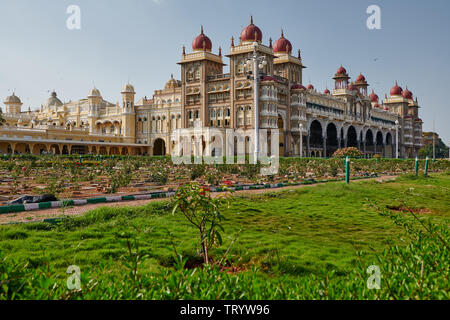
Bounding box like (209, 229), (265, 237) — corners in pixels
(171, 183), (233, 265)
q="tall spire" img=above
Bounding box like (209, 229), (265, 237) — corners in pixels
(281, 29), (284, 38)
(201, 25), (204, 34)
(231, 36), (234, 47)
(250, 15), (253, 24)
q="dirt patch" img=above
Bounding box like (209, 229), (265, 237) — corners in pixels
(386, 205), (433, 215)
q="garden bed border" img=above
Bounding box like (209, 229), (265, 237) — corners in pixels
(0, 174), (390, 215)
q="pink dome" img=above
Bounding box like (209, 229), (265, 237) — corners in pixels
(390, 82), (403, 96)
(336, 66), (347, 75)
(240, 16), (262, 43)
(273, 30), (292, 54)
(356, 73), (366, 82)
(370, 90), (379, 102)
(192, 26), (212, 52)
(402, 86), (413, 99)
(291, 84), (306, 90)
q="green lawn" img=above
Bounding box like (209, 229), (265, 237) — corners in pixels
(1, 172), (449, 299)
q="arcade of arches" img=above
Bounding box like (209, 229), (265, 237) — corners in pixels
(0, 141), (148, 156)
(306, 120), (395, 158)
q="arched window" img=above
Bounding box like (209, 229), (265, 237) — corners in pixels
(237, 60), (244, 74)
(194, 67), (200, 80)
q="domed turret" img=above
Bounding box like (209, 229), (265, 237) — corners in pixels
(165, 74), (181, 90)
(192, 26), (212, 52)
(390, 81), (403, 96)
(4, 92), (23, 114)
(307, 84), (314, 90)
(336, 65), (347, 76)
(323, 88), (330, 94)
(240, 16), (262, 43)
(121, 83), (135, 94)
(370, 90), (379, 102)
(402, 86), (413, 99)
(356, 73), (366, 83)
(273, 30), (292, 54)
(291, 84), (306, 90)
(4, 93), (22, 104)
(44, 91), (63, 108)
(88, 88), (101, 98)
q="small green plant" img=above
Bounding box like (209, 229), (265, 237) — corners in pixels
(189, 164), (206, 181)
(106, 163), (133, 193)
(148, 166), (168, 185)
(171, 183), (233, 265)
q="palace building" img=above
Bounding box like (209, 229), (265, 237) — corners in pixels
(0, 18), (423, 158)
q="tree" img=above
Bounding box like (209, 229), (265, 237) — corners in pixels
(419, 140), (449, 159)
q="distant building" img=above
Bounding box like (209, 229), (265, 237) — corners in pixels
(1, 18), (423, 158)
(422, 132), (439, 146)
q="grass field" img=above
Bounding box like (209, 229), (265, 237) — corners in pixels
(1, 172), (449, 299)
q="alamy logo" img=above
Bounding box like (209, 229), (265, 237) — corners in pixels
(366, 265), (381, 290)
(66, 265), (81, 290)
(170, 123), (280, 175)
(66, 5), (81, 30)
(366, 5), (381, 30)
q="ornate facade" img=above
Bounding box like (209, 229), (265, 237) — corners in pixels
(0, 18), (423, 158)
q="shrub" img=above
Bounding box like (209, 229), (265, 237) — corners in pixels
(333, 147), (363, 158)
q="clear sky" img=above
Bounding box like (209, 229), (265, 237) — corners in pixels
(0, 0), (449, 143)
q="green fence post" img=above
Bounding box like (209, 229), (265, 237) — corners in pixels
(100, 154), (103, 162)
(79, 155), (82, 164)
(414, 157), (419, 176)
(345, 156), (350, 184)
(424, 156), (429, 176)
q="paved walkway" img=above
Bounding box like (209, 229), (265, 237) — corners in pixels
(0, 175), (397, 225)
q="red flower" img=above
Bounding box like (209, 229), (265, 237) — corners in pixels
(22, 166), (27, 172)
(224, 180), (233, 186)
(199, 186), (210, 196)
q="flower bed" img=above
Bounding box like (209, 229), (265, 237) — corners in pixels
(0, 155), (448, 205)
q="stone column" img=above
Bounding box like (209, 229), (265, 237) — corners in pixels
(322, 136), (327, 158)
(28, 143), (35, 155)
(306, 132), (310, 157)
(363, 140), (366, 157)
